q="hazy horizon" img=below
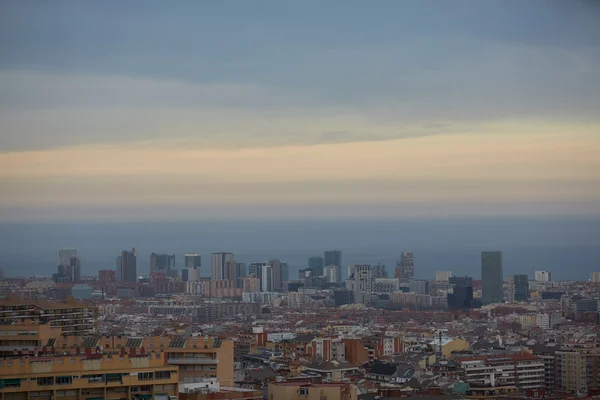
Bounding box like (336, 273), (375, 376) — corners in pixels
(1, 216), (599, 281)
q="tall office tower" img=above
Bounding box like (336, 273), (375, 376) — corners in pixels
(0, 268), (4, 280)
(481, 251), (504, 305)
(280, 262), (289, 286)
(508, 274), (529, 302)
(223, 259), (238, 282)
(590, 272), (600, 283)
(248, 262), (262, 278)
(436, 271), (453, 282)
(347, 264), (374, 304)
(447, 276), (474, 310)
(58, 248), (78, 267)
(308, 256), (325, 277)
(211, 252), (234, 280)
(395, 252), (414, 283)
(534, 270), (551, 282)
(68, 256), (81, 283)
(117, 248), (137, 282)
(324, 265), (339, 283)
(150, 253), (176, 277)
(269, 259), (283, 290)
(185, 254), (202, 269)
(236, 263), (247, 288)
(324, 250), (342, 282)
(259, 264), (273, 292)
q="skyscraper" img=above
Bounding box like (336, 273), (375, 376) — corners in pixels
(269, 259), (283, 291)
(280, 262), (289, 286)
(185, 254), (202, 268)
(308, 256), (324, 277)
(508, 274), (529, 302)
(58, 248), (78, 267)
(259, 264), (273, 292)
(533, 270), (551, 282)
(211, 252), (234, 280)
(346, 264), (374, 304)
(55, 249), (81, 283)
(150, 253), (176, 277)
(324, 250), (342, 282)
(447, 276), (474, 310)
(395, 252), (414, 283)
(223, 259), (238, 282)
(117, 248), (137, 283)
(236, 263), (247, 288)
(481, 251), (504, 305)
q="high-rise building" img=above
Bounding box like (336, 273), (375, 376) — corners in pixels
(481, 251), (504, 305)
(260, 264), (273, 292)
(324, 265), (339, 283)
(308, 256), (325, 276)
(117, 248), (137, 283)
(346, 264), (374, 304)
(185, 253), (202, 268)
(534, 270), (551, 282)
(269, 259), (283, 291)
(436, 271), (453, 282)
(150, 253), (176, 277)
(68, 256), (81, 283)
(447, 276), (474, 310)
(590, 272), (600, 283)
(236, 262), (247, 288)
(211, 252), (234, 280)
(58, 248), (78, 267)
(395, 252), (414, 283)
(280, 262), (289, 285)
(508, 274), (529, 302)
(183, 254), (202, 282)
(0, 268), (4, 280)
(223, 259), (238, 282)
(324, 250), (342, 282)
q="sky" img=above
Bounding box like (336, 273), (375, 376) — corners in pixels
(1, 0), (599, 221)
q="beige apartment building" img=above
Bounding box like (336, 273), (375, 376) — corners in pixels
(555, 346), (600, 393)
(268, 382), (357, 400)
(0, 352), (178, 400)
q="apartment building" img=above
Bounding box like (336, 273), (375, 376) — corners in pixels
(555, 346), (600, 393)
(0, 295), (95, 336)
(268, 382), (357, 400)
(0, 352), (178, 400)
(456, 353), (544, 390)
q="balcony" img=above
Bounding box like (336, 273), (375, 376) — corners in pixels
(167, 357), (218, 365)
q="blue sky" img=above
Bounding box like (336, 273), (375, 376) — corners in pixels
(0, 1), (599, 220)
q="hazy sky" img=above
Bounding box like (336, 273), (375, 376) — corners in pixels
(1, 0), (599, 220)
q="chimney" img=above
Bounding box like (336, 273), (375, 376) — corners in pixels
(120, 347), (126, 358)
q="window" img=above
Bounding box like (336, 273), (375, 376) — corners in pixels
(2, 378), (21, 388)
(37, 377), (54, 386)
(87, 374), (104, 383)
(56, 376), (72, 385)
(298, 387), (309, 396)
(155, 371), (171, 380)
(138, 372), (154, 381)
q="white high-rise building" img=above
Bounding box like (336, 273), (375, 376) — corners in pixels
(591, 272), (600, 283)
(534, 270), (552, 282)
(324, 265), (339, 283)
(436, 271), (453, 282)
